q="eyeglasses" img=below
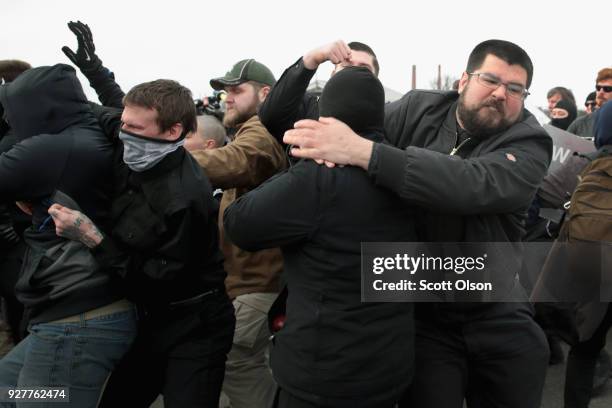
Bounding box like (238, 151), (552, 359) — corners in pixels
(468, 72), (530, 100)
(596, 85), (612, 93)
(585, 101), (596, 108)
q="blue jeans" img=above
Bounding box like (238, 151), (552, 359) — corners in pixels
(0, 307), (137, 408)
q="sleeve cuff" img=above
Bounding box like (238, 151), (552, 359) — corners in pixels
(296, 57), (317, 81)
(368, 142), (407, 196)
(90, 234), (120, 268)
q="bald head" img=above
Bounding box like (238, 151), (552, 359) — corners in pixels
(184, 115), (227, 151)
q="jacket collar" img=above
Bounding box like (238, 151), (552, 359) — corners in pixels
(131, 147), (185, 183)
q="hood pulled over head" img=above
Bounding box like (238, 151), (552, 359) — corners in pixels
(0, 64), (94, 141)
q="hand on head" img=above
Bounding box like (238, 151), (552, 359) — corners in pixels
(283, 117), (370, 168)
(303, 40), (351, 70)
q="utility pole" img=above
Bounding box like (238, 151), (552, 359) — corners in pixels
(437, 65), (442, 90)
(411, 65), (416, 90)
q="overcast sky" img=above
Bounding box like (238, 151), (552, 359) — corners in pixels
(4, 0), (611, 113)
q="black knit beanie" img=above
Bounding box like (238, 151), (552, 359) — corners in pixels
(318, 66), (385, 137)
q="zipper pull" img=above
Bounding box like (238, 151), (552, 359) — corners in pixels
(450, 137), (471, 156)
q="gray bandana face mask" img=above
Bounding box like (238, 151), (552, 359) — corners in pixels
(119, 130), (184, 172)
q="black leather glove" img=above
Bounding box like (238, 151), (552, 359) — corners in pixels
(61, 21), (101, 71)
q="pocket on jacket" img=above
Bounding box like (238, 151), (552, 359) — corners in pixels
(113, 201), (164, 251)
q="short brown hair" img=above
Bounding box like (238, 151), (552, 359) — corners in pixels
(123, 79), (197, 134)
(0, 60), (31, 83)
(596, 68), (612, 84)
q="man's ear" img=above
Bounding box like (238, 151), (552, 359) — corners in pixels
(167, 122), (184, 141)
(458, 72), (469, 94)
(205, 139), (217, 149)
(258, 86), (271, 102)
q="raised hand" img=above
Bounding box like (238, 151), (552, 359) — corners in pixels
(302, 40), (352, 70)
(61, 20), (100, 70)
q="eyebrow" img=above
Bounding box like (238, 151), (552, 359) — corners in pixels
(483, 72), (525, 88)
(121, 121), (145, 130)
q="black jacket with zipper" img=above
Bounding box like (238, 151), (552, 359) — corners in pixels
(371, 90), (553, 320)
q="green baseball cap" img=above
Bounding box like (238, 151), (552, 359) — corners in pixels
(210, 59), (276, 90)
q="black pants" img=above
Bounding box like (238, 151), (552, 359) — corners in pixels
(564, 304), (612, 408)
(98, 291), (235, 408)
(0, 241), (26, 341)
(400, 303), (549, 408)
(272, 388), (398, 408)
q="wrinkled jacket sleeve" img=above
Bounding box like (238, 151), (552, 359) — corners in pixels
(258, 58), (320, 145)
(0, 135), (68, 201)
(90, 232), (130, 276)
(190, 117), (286, 190)
(79, 61), (125, 108)
(224, 162), (318, 252)
(89, 103), (122, 141)
(369, 125), (553, 215)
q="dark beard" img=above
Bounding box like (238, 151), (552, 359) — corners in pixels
(223, 102), (259, 128)
(223, 109), (253, 128)
(457, 92), (515, 138)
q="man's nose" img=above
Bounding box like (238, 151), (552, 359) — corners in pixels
(491, 84), (508, 100)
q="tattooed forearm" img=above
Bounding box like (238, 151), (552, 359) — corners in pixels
(59, 213), (103, 248)
(80, 219), (103, 249)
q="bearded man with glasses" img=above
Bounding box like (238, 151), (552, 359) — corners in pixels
(284, 39), (552, 408)
(568, 67), (612, 138)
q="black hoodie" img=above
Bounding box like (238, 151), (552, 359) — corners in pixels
(0, 64), (121, 322)
(0, 64), (114, 227)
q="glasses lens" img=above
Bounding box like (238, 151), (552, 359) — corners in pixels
(477, 73), (499, 89)
(506, 84), (526, 99)
(596, 85), (612, 92)
(473, 73), (526, 100)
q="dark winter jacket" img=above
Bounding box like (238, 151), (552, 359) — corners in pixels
(567, 113), (595, 138)
(225, 157), (415, 406)
(92, 146), (227, 308)
(375, 90), (552, 242)
(225, 69), (415, 406)
(0, 64), (120, 322)
(373, 90), (552, 319)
